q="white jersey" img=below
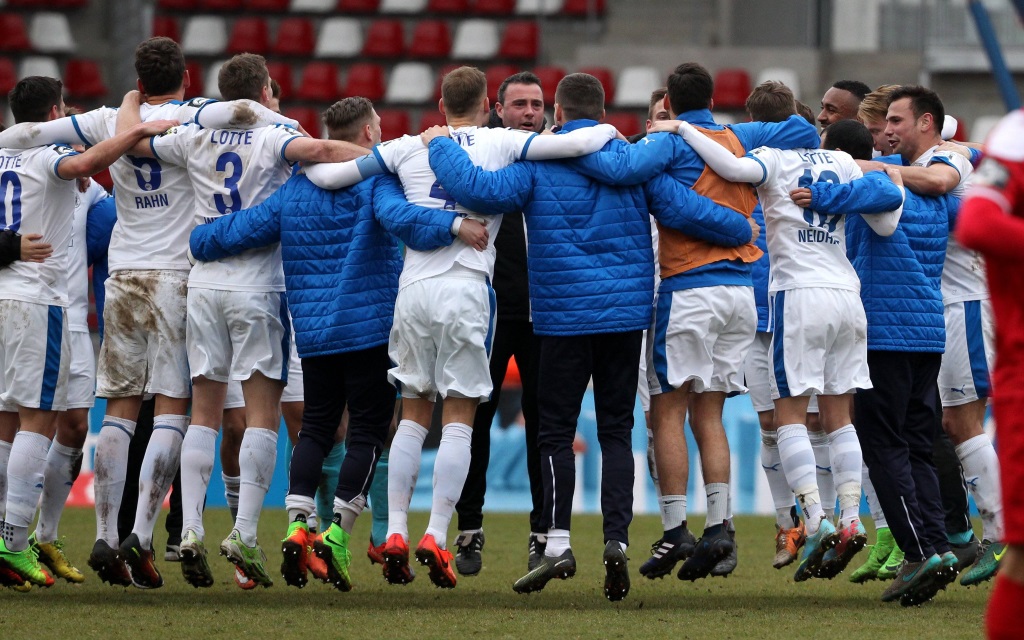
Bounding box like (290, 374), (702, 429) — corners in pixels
(372, 126), (537, 288)
(70, 99), (212, 273)
(912, 146), (983, 304)
(749, 146), (863, 293)
(0, 144), (78, 306)
(68, 179), (108, 331)
(151, 122), (300, 292)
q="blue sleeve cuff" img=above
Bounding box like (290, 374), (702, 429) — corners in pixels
(749, 154), (768, 187)
(70, 115), (92, 147)
(52, 151), (79, 179)
(519, 132), (538, 160)
(359, 152), (389, 177)
(280, 135), (300, 164)
(149, 136), (161, 160)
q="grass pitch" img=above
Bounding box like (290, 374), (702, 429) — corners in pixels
(1, 509), (988, 639)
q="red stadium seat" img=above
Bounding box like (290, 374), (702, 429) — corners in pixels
(712, 68), (751, 110)
(273, 18), (315, 57)
(378, 109), (411, 141)
(266, 61), (293, 100)
(64, 59), (107, 99)
(92, 168), (114, 192)
(418, 110), (447, 130)
(578, 66), (613, 103)
(244, 0), (290, 10)
(563, 0), (604, 16)
(152, 16), (181, 42)
(499, 21), (538, 60)
(0, 58), (17, 96)
(474, 0), (514, 15)
(363, 19), (405, 58)
(227, 18), (269, 55)
(603, 112), (640, 138)
(199, 0), (243, 9)
(285, 107), (322, 137)
(343, 63), (385, 101)
(337, 0), (380, 12)
(0, 14), (32, 53)
(427, 0), (468, 13)
(158, 0), (198, 9)
(296, 61), (340, 102)
(409, 20), (451, 59)
(184, 61), (205, 99)
(434, 62), (461, 101)
(485, 64), (519, 102)
(532, 65), (565, 105)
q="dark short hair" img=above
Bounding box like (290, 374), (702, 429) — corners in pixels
(887, 84), (945, 129)
(832, 80), (871, 102)
(745, 81), (795, 123)
(496, 71), (541, 105)
(796, 101), (815, 125)
(9, 76), (63, 124)
(218, 53), (270, 102)
(666, 62), (713, 116)
(554, 73), (604, 122)
(270, 78), (281, 99)
(441, 66), (487, 118)
(322, 97), (374, 142)
(135, 37), (186, 96)
(648, 87), (667, 118)
(822, 119), (873, 161)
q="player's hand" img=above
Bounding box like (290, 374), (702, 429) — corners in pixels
(420, 125), (451, 146)
(457, 218), (489, 251)
(937, 141), (972, 159)
(856, 159), (888, 173)
(746, 216), (760, 242)
(20, 234), (52, 263)
(77, 176), (91, 193)
(647, 119), (681, 135)
(884, 165), (904, 187)
(136, 119), (180, 137)
(790, 187), (813, 209)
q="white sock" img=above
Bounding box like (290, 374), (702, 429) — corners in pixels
(132, 415), (187, 548)
(862, 467), (887, 528)
(334, 494), (366, 534)
(705, 482), (730, 529)
(386, 420), (428, 542)
(0, 439), (13, 519)
(236, 427), (278, 546)
(957, 434), (1004, 541)
(809, 428), (836, 519)
(659, 494), (686, 531)
(545, 528), (570, 556)
(760, 429), (794, 529)
(425, 422), (473, 550)
(34, 440), (82, 542)
(180, 425), (218, 541)
(285, 493), (315, 524)
(777, 423), (823, 534)
(222, 472), (241, 516)
(4, 431), (51, 550)
(92, 416), (135, 548)
(827, 424), (862, 526)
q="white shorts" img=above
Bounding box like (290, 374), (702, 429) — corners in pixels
(638, 328), (651, 412)
(224, 378), (244, 410)
(647, 285), (756, 396)
(186, 288), (289, 384)
(745, 331), (818, 413)
(96, 270), (191, 399)
(769, 288), (871, 399)
(0, 301), (70, 412)
(224, 331), (301, 409)
(939, 299), (994, 407)
(388, 272), (495, 401)
(66, 330), (96, 410)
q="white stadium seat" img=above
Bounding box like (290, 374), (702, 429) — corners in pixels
(18, 56), (61, 82)
(290, 0), (336, 10)
(971, 115), (1003, 143)
(515, 0), (564, 15)
(451, 19), (500, 60)
(29, 12), (76, 54)
(182, 16), (228, 57)
(315, 18), (363, 58)
(755, 67), (801, 101)
(204, 60), (227, 99)
(380, 0), (429, 12)
(613, 66), (662, 108)
(385, 62), (433, 104)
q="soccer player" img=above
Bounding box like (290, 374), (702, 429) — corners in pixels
(118, 52), (370, 588)
(0, 76), (177, 587)
(303, 66), (618, 589)
(670, 103), (905, 583)
(955, 107), (1024, 640)
(817, 80), (871, 129)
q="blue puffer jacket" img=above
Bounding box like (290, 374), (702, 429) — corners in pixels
(428, 120), (755, 336)
(810, 173), (958, 352)
(189, 173), (457, 358)
(750, 205), (770, 332)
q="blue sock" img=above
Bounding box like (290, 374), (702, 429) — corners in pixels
(369, 450), (389, 546)
(317, 441), (346, 525)
(947, 528), (975, 545)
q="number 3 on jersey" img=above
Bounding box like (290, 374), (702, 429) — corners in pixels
(215, 152), (243, 215)
(798, 169), (840, 233)
(0, 171), (22, 232)
(429, 180), (457, 210)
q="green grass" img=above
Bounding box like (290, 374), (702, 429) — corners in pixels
(2, 509), (988, 639)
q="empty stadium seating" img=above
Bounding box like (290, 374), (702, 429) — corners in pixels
(0, 14), (32, 53)
(182, 16), (228, 56)
(378, 108), (410, 141)
(273, 17), (315, 56)
(284, 106), (322, 136)
(226, 17), (269, 55)
(486, 64), (518, 102)
(64, 58), (107, 99)
(296, 61), (340, 102)
(756, 67), (800, 100)
(315, 18), (363, 58)
(712, 68), (751, 110)
(266, 60), (293, 99)
(0, 58), (17, 96)
(152, 15), (181, 42)
(184, 61), (205, 98)
(29, 12), (76, 54)
(498, 21), (538, 60)
(363, 19), (406, 58)
(614, 66), (661, 108)
(386, 62), (433, 104)
(603, 112), (640, 137)
(409, 20), (451, 59)
(343, 62), (386, 101)
(452, 19), (500, 59)
(532, 65), (565, 104)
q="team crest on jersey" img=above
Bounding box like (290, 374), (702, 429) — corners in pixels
(50, 144), (75, 155)
(973, 157), (1010, 189)
(184, 97), (213, 108)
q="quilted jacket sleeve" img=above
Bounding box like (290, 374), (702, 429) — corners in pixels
(427, 137), (532, 214)
(809, 171), (905, 215)
(644, 173), (753, 246)
(567, 133), (675, 186)
(190, 181), (286, 261)
(372, 175), (458, 251)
